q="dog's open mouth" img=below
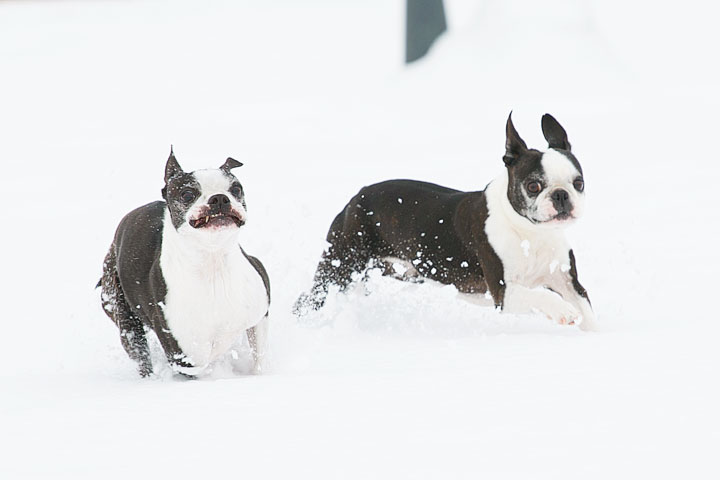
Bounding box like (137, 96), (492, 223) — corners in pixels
(190, 213), (245, 229)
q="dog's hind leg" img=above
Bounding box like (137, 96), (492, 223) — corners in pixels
(247, 314), (269, 374)
(116, 305), (153, 377)
(294, 241), (371, 315)
(294, 205), (375, 315)
(100, 247), (153, 377)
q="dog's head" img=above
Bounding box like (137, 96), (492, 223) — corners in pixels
(161, 149), (248, 237)
(502, 113), (585, 227)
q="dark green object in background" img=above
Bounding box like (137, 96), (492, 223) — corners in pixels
(406, 0), (447, 63)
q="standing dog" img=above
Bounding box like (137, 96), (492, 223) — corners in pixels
(100, 150), (270, 376)
(294, 113), (595, 330)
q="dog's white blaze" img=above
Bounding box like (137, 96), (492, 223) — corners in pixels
(160, 209), (268, 371)
(194, 168), (232, 196)
(541, 149), (579, 182)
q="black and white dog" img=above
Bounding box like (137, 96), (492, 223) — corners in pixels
(294, 113), (595, 330)
(100, 150), (270, 377)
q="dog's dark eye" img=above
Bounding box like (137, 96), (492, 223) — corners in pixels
(230, 185), (243, 198)
(180, 189), (197, 203)
(573, 178), (585, 192)
(526, 181), (543, 195)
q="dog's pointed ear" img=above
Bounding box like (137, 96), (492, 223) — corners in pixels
(503, 112), (528, 166)
(165, 146), (184, 183)
(220, 157), (243, 174)
(541, 114), (571, 151)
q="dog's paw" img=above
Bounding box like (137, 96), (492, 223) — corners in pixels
(577, 309), (598, 331)
(537, 293), (581, 326)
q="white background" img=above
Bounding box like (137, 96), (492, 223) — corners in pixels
(1, 1), (719, 478)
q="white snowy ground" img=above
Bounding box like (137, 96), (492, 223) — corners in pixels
(1, 0), (719, 478)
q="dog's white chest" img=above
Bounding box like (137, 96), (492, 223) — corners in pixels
(499, 234), (570, 285)
(159, 231), (268, 369)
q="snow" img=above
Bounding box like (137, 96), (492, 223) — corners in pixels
(2, 0), (720, 478)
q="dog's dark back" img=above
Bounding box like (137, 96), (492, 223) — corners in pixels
(345, 180), (493, 291)
(337, 180), (464, 261)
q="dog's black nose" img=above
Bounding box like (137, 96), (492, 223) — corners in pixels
(550, 189), (571, 213)
(208, 194), (231, 206)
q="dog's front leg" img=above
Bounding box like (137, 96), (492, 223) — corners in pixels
(247, 315), (269, 374)
(544, 250), (596, 331)
(501, 283), (581, 326)
(547, 280), (596, 331)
